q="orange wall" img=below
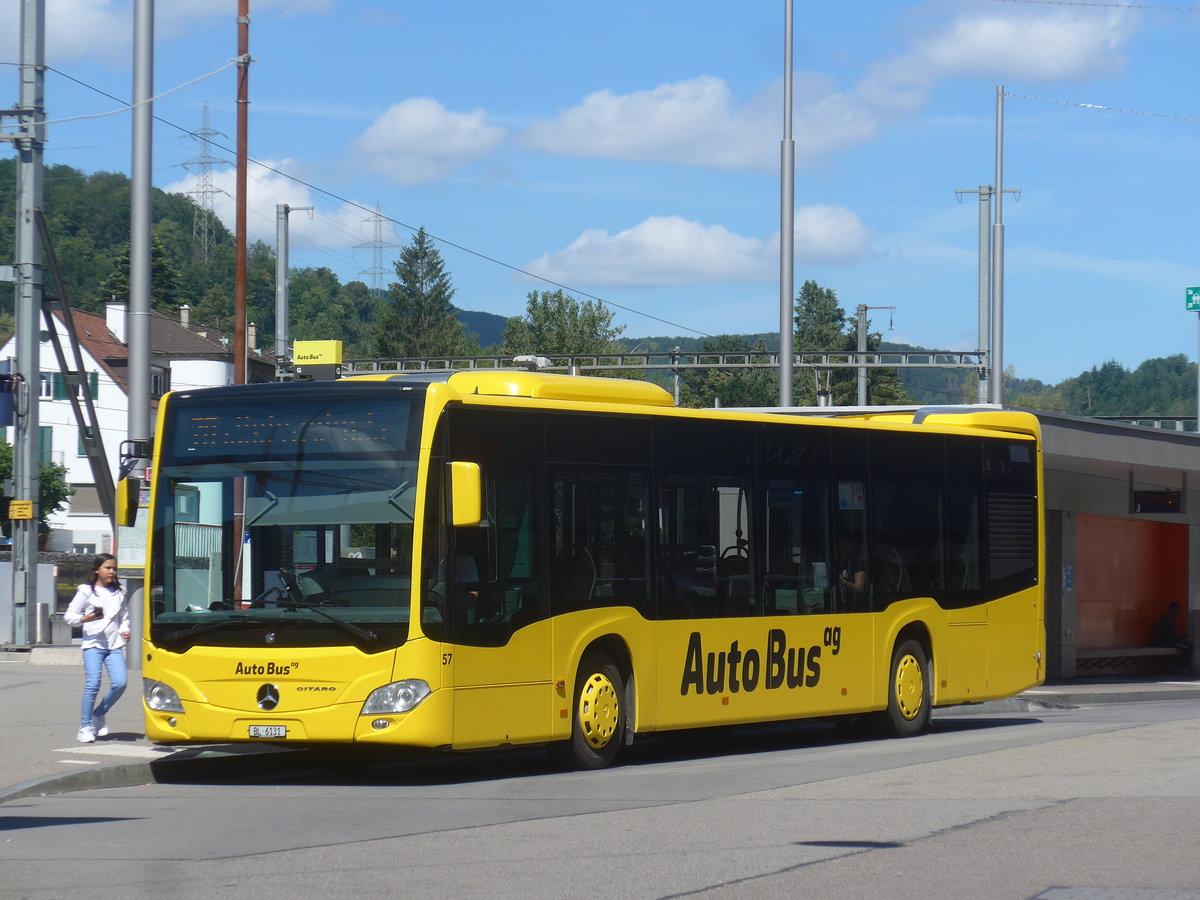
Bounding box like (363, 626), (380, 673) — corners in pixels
(1076, 514), (1188, 649)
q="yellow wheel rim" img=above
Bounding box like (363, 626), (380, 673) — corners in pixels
(578, 671), (620, 749)
(894, 653), (924, 721)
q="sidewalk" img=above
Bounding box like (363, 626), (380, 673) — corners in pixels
(2, 648), (1199, 804)
(0, 649), (295, 804)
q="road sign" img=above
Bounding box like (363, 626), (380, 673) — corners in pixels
(9, 500), (33, 520)
(1187, 287), (1200, 311)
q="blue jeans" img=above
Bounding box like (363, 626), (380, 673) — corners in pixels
(81, 646), (127, 728)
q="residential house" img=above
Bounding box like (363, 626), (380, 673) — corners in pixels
(1, 302), (273, 553)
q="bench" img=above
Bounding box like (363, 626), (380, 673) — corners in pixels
(1075, 646), (1180, 676)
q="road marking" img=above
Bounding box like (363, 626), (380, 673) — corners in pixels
(57, 759), (103, 766)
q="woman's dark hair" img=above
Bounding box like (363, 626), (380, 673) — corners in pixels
(87, 552), (121, 592)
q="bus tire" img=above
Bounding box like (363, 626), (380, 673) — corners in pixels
(565, 652), (626, 769)
(884, 638), (930, 737)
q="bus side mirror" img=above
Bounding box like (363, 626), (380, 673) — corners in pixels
(115, 476), (140, 527)
(447, 462), (482, 527)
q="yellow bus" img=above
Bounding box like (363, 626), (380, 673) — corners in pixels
(140, 370), (1044, 768)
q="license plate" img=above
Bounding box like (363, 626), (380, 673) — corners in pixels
(249, 725), (287, 739)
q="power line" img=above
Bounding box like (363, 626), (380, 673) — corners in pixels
(38, 65), (715, 339)
(1006, 91), (1200, 124)
(980, 0), (1200, 11)
(3, 58), (239, 129)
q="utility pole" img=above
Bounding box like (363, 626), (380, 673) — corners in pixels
(7, 0), (46, 645)
(991, 86), (1007, 407)
(855, 304), (896, 406)
(274, 203), (312, 380)
(128, 0), (153, 466)
(233, 1), (250, 386)
(778, 0), (795, 407)
(957, 185), (1017, 404)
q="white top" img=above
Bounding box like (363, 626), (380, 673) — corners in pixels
(64, 583), (131, 651)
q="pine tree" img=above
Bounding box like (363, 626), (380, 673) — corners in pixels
(373, 228), (467, 358)
(792, 280), (908, 406)
(95, 235), (182, 313)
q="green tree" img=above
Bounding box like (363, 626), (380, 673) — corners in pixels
(95, 235), (182, 313)
(290, 270), (386, 357)
(374, 228), (468, 358)
(500, 289), (624, 356)
(0, 440), (75, 537)
(678, 335), (776, 409)
(792, 280), (908, 406)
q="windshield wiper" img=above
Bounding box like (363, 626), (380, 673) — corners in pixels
(262, 587), (378, 644)
(160, 612), (268, 644)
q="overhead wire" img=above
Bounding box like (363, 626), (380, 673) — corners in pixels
(30, 63), (714, 339)
(979, 0), (1200, 11)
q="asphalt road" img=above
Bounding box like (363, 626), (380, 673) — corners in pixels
(2, 699), (1199, 899)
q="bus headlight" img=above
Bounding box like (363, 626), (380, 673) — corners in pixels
(143, 678), (184, 713)
(361, 679), (431, 715)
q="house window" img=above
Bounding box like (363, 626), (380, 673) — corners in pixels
(44, 371), (99, 401)
(39, 425), (53, 464)
(151, 366), (170, 399)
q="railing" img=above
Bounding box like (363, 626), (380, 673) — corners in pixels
(1092, 416), (1199, 433)
(342, 349), (986, 375)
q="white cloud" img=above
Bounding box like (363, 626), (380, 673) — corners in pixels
(0, 0), (127, 65)
(794, 206), (875, 264)
(521, 74), (885, 172)
(164, 158), (392, 251)
(865, 8), (1136, 104)
(520, 8), (1138, 172)
(0, 0), (334, 64)
(349, 98), (507, 186)
(526, 208), (873, 288)
(521, 76), (774, 170)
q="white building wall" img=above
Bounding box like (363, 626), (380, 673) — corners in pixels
(170, 359), (232, 391)
(1, 320), (127, 552)
(2, 315), (231, 553)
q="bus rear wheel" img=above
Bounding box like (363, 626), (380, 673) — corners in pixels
(885, 639), (930, 737)
(565, 652), (626, 769)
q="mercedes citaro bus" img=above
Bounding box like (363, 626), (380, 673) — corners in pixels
(135, 369), (1043, 768)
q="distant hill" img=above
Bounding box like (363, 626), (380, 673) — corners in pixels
(456, 307), (508, 349)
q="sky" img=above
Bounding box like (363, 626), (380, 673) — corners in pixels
(4, 0), (1200, 384)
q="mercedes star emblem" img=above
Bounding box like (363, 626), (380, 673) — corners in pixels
(257, 683), (280, 711)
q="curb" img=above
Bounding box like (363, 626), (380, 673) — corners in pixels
(1021, 687), (1200, 707)
(0, 745), (307, 806)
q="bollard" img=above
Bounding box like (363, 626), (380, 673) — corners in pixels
(34, 602), (51, 645)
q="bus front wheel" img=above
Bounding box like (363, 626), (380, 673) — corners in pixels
(565, 652), (626, 769)
(885, 639), (930, 737)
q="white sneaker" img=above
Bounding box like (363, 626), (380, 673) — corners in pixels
(76, 725), (96, 743)
(93, 713), (107, 738)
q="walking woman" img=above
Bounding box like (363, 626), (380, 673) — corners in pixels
(63, 553), (131, 743)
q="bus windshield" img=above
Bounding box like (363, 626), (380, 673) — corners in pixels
(148, 382), (426, 652)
